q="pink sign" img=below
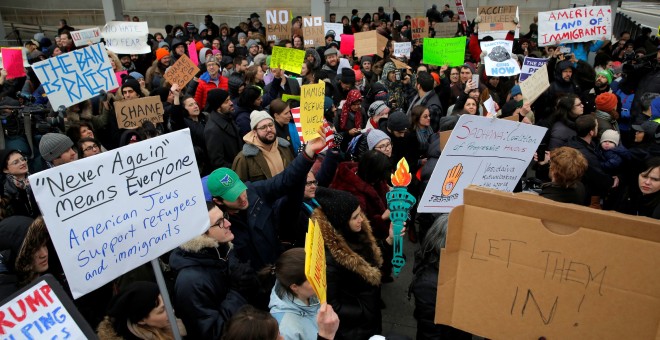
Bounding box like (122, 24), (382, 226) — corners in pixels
(1, 48), (26, 79)
(111, 70), (128, 93)
(188, 42), (199, 66)
(339, 34), (354, 55)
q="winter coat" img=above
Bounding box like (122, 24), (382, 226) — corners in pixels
(169, 236), (248, 339)
(195, 72), (229, 110)
(169, 104), (207, 151)
(407, 90), (444, 132)
(594, 110), (618, 137)
(205, 111), (244, 169)
(539, 182), (587, 205)
(145, 60), (166, 91)
(312, 209), (383, 340)
(549, 119), (577, 151)
(232, 138), (294, 182)
(269, 283), (320, 340)
(1, 178), (39, 218)
(567, 136), (614, 200)
(600, 144), (632, 175)
(233, 104), (259, 137)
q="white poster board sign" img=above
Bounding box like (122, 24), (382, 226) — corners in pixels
(324, 22), (343, 41)
(519, 63), (550, 104)
(32, 43), (119, 109)
(480, 40), (520, 77)
(418, 115), (546, 213)
(538, 6), (612, 46)
(102, 21), (151, 54)
(71, 27), (102, 47)
(29, 130), (209, 298)
(393, 42), (411, 58)
(519, 57), (548, 81)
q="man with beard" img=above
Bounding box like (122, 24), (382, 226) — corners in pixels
(118, 54), (136, 73)
(322, 47), (341, 78)
(232, 110), (294, 182)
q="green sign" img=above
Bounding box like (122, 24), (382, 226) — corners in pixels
(422, 36), (466, 67)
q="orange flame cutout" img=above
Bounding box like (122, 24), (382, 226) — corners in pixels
(391, 158), (412, 187)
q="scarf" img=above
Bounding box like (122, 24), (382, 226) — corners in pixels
(244, 131), (284, 177)
(6, 173), (29, 190)
(340, 89), (363, 131)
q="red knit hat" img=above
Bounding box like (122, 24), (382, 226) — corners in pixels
(595, 93), (618, 113)
(195, 41), (204, 52)
(155, 48), (169, 61)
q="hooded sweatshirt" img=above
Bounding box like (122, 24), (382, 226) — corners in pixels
(243, 130), (285, 176)
(269, 283), (320, 340)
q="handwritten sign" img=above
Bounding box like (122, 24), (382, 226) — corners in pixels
(29, 130), (208, 299)
(478, 5), (519, 39)
(480, 40), (520, 77)
(300, 82), (325, 142)
(434, 22), (457, 38)
(32, 43), (118, 109)
(114, 96), (164, 129)
(417, 115), (546, 213)
(270, 46), (305, 74)
(266, 9), (291, 42)
(354, 31), (388, 58)
(164, 54), (199, 89)
(304, 219), (327, 303)
(538, 6), (612, 46)
(437, 186), (660, 339)
(71, 27), (102, 47)
(1, 48), (25, 79)
(519, 57), (548, 81)
(0, 275), (96, 337)
(422, 36), (466, 66)
(411, 17), (428, 40)
(519, 63), (550, 104)
(303, 16), (325, 48)
(102, 21), (150, 54)
(324, 22), (343, 42)
(393, 42), (411, 58)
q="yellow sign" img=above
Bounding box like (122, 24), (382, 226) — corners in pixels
(300, 82), (325, 142)
(270, 46), (305, 75)
(304, 219), (327, 303)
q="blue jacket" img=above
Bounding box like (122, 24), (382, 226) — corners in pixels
(269, 283), (320, 340)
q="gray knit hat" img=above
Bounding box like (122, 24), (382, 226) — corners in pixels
(367, 100), (388, 117)
(367, 129), (390, 150)
(238, 32), (247, 40)
(246, 39), (259, 49)
(39, 133), (73, 162)
(250, 110), (273, 130)
(324, 47), (338, 56)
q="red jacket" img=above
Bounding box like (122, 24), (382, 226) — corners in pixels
(195, 75), (229, 110)
(468, 31), (515, 63)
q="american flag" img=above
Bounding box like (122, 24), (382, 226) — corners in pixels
(291, 107), (335, 153)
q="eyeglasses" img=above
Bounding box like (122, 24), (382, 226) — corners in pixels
(375, 142), (392, 150)
(574, 102), (584, 107)
(256, 122), (275, 131)
(83, 144), (100, 152)
(305, 180), (318, 186)
(210, 217), (229, 229)
(8, 156), (27, 166)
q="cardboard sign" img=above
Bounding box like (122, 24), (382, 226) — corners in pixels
(480, 40), (521, 77)
(434, 22), (457, 38)
(71, 27), (102, 47)
(324, 22), (343, 41)
(519, 57), (548, 81)
(114, 96), (165, 129)
(393, 42), (411, 58)
(1, 48), (25, 79)
(270, 46), (305, 74)
(437, 186), (660, 339)
(102, 21), (150, 54)
(304, 219), (327, 303)
(354, 31), (388, 58)
(417, 115), (546, 213)
(538, 6), (612, 46)
(303, 16), (325, 48)
(478, 5), (519, 39)
(519, 63), (550, 105)
(29, 130), (208, 298)
(164, 54), (200, 89)
(0, 275), (97, 338)
(32, 43), (118, 109)
(391, 58), (412, 70)
(422, 37), (466, 66)
(266, 9), (291, 42)
(411, 17), (429, 40)
(300, 82), (325, 142)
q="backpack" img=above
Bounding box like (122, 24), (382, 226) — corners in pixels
(346, 130), (371, 161)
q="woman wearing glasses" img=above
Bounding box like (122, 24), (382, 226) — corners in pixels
(77, 137), (103, 158)
(1, 149), (39, 218)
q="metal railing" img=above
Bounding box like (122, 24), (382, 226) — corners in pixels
(613, 12), (644, 39)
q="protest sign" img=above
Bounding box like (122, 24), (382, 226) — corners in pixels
(164, 54), (200, 89)
(354, 31), (388, 58)
(102, 21), (150, 54)
(266, 9), (291, 42)
(114, 96), (164, 129)
(422, 36), (466, 66)
(455, 0), (468, 32)
(324, 22), (343, 41)
(434, 22), (457, 38)
(484, 96), (496, 115)
(303, 16), (325, 48)
(520, 63), (550, 104)
(1, 48), (25, 79)
(188, 43), (199, 66)
(300, 82), (325, 142)
(305, 219), (327, 303)
(270, 46), (305, 74)
(437, 186), (660, 339)
(393, 42), (411, 58)
(417, 115), (546, 213)
(71, 27), (102, 47)
(538, 6), (612, 46)
(391, 58), (412, 71)
(0, 275), (97, 339)
(339, 34), (354, 55)
(32, 43), (118, 109)
(478, 5), (519, 39)
(519, 57), (548, 81)
(480, 40), (520, 77)
(29, 129), (208, 298)
(411, 17), (428, 40)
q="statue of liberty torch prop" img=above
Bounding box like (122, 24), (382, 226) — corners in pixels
(386, 158), (416, 277)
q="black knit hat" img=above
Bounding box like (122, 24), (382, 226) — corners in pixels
(228, 74), (244, 98)
(0, 148), (21, 170)
(314, 187), (360, 234)
(107, 281), (160, 337)
(121, 79), (141, 97)
(388, 109), (410, 132)
(205, 89), (230, 112)
(341, 68), (356, 84)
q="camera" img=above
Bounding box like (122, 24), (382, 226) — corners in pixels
(395, 68), (407, 81)
(15, 91), (36, 103)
